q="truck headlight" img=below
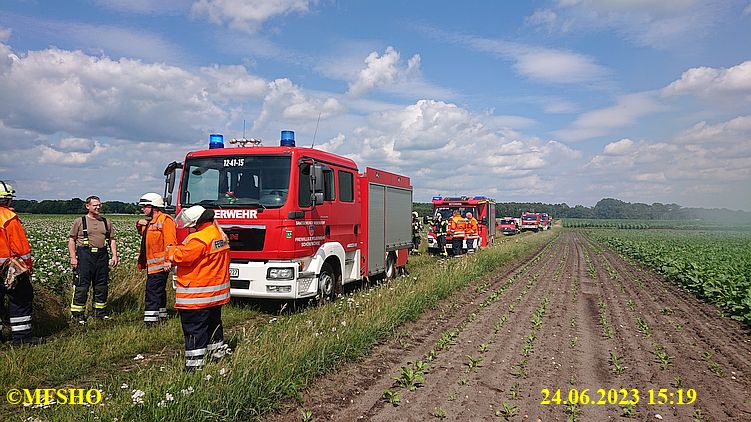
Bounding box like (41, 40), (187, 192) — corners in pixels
(267, 267), (295, 280)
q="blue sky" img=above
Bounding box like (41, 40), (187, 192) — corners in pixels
(1, 0), (750, 210)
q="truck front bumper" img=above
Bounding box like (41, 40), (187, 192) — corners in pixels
(229, 261), (318, 299)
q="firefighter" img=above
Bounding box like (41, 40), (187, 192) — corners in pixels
(136, 193), (177, 326)
(434, 214), (449, 257)
(466, 212), (479, 253)
(167, 205), (230, 371)
(449, 209), (467, 256)
(0, 181), (43, 346)
(411, 211), (422, 255)
(68, 195), (118, 323)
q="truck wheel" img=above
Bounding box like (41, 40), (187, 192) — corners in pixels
(318, 262), (336, 304)
(385, 252), (397, 280)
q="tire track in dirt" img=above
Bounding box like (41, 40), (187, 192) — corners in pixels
(485, 232), (577, 421)
(361, 236), (566, 421)
(582, 235), (751, 420)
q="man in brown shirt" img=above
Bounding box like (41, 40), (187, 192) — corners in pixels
(68, 196), (118, 323)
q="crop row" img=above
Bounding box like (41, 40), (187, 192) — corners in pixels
(587, 229), (751, 325)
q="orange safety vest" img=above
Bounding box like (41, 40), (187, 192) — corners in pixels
(466, 218), (479, 237)
(450, 215), (467, 238)
(167, 223), (230, 310)
(137, 212), (177, 274)
(0, 207), (32, 269)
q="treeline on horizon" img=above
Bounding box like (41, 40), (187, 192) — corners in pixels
(414, 198), (751, 224)
(11, 197), (751, 224)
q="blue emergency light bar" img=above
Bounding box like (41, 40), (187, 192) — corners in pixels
(209, 134), (224, 149)
(280, 130), (295, 147)
(432, 196), (443, 201)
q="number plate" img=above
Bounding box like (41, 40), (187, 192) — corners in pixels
(229, 268), (239, 278)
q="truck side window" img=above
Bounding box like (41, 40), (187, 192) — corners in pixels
(323, 168), (335, 201)
(338, 170), (354, 202)
(298, 164), (311, 207)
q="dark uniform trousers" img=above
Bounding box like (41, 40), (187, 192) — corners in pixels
(452, 236), (464, 256)
(71, 246), (109, 318)
(1, 273), (33, 341)
(144, 271), (168, 323)
(180, 305), (225, 369)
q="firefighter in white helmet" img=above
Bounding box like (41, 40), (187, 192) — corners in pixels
(0, 181), (43, 345)
(167, 205), (231, 370)
(136, 193), (176, 326)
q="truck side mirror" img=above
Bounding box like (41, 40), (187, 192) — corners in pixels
(312, 164), (324, 192)
(163, 161), (182, 207)
(313, 192), (324, 205)
(481, 217), (488, 225)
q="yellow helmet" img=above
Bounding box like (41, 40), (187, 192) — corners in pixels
(0, 181), (16, 199)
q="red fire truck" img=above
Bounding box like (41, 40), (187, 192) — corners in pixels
(426, 196), (496, 255)
(521, 212), (542, 232)
(540, 213), (551, 231)
(499, 217), (519, 235)
(162, 131), (413, 301)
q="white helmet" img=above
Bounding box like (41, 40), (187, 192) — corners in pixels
(139, 192), (165, 208)
(0, 181), (16, 199)
(175, 205), (206, 229)
(412, 211), (418, 218)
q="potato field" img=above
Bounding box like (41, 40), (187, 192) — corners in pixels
(1, 217), (750, 421)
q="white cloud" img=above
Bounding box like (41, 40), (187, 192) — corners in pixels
(526, 9), (559, 32)
(427, 29), (608, 84)
(554, 92), (665, 141)
(530, 0), (732, 49)
(330, 100), (583, 199)
(0, 42), (228, 142)
(603, 138), (636, 155)
(0, 27), (10, 42)
(201, 65), (268, 99)
(676, 115), (751, 144)
(192, 0), (315, 32)
(347, 47), (420, 97)
(252, 78), (344, 131)
(662, 60), (751, 99)
(38, 140), (107, 165)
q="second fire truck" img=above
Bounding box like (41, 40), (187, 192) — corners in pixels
(426, 196), (496, 255)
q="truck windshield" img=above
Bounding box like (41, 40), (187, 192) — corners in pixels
(180, 155), (291, 208)
(522, 215), (538, 221)
(501, 219), (514, 225)
(435, 207), (477, 220)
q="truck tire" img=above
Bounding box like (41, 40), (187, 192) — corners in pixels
(385, 252), (397, 280)
(318, 262), (336, 304)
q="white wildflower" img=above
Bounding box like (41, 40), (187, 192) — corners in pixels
(180, 386), (194, 396)
(341, 320), (347, 327)
(204, 374), (212, 381)
(133, 354), (145, 361)
(120, 383), (128, 389)
(131, 389), (145, 405)
(219, 368), (227, 377)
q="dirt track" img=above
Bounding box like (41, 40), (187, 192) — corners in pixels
(268, 231), (751, 421)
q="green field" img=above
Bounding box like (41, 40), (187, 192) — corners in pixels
(586, 228), (751, 325)
(563, 218), (751, 231)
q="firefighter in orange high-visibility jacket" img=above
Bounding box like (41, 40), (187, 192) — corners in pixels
(136, 193), (177, 326)
(449, 209), (467, 256)
(465, 212), (479, 252)
(166, 205), (230, 370)
(0, 181), (43, 346)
